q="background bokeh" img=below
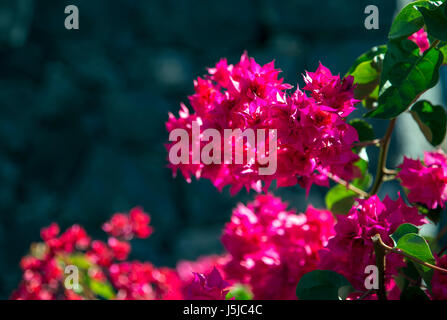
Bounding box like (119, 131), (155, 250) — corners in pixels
(1, 0), (446, 298)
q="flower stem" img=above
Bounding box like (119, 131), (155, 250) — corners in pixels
(324, 171), (368, 198)
(369, 118), (396, 196)
(373, 233), (447, 274)
(353, 139), (381, 148)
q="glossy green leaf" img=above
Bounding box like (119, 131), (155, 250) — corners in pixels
(347, 45), (387, 75)
(366, 42), (443, 119)
(296, 270), (353, 300)
(396, 233), (436, 272)
(325, 185), (356, 215)
(410, 100), (447, 146)
(350, 61), (379, 84)
(391, 223), (419, 246)
(347, 46), (386, 104)
(417, 1), (447, 41)
(389, 0), (435, 39)
(379, 39), (420, 89)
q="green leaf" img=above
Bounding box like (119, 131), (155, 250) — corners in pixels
(400, 286), (430, 300)
(389, 0), (435, 39)
(296, 270), (353, 300)
(325, 185), (356, 215)
(410, 100), (447, 146)
(350, 61), (379, 84)
(379, 39), (420, 89)
(417, 1), (447, 41)
(440, 42), (447, 64)
(226, 284), (253, 300)
(396, 233), (436, 272)
(89, 279), (116, 300)
(67, 254), (92, 270)
(325, 159), (371, 214)
(349, 119), (375, 142)
(366, 41), (443, 119)
(391, 223), (420, 246)
(347, 45), (387, 75)
(347, 45), (386, 104)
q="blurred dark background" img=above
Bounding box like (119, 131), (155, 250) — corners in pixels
(2, 0), (446, 299)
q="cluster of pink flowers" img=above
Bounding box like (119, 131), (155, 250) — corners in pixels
(318, 195), (425, 292)
(11, 223), (90, 300)
(108, 262), (183, 300)
(221, 194), (335, 299)
(11, 207), (182, 300)
(408, 28), (430, 54)
(398, 150), (447, 209)
(166, 53), (360, 195)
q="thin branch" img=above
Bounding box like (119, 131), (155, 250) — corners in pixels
(353, 139), (381, 148)
(383, 168), (398, 176)
(369, 119), (396, 195)
(430, 39), (440, 50)
(373, 234), (447, 274)
(324, 171), (368, 198)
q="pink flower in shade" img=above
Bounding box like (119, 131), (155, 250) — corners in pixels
(221, 194), (335, 299)
(129, 207), (153, 238)
(318, 195), (425, 291)
(107, 237), (131, 261)
(102, 206), (153, 240)
(166, 53), (361, 196)
(431, 255), (447, 300)
(12, 207), (184, 300)
(86, 240), (114, 267)
(184, 267), (230, 300)
(40, 223), (60, 242)
(408, 28), (430, 54)
(108, 262), (183, 300)
(398, 150), (447, 209)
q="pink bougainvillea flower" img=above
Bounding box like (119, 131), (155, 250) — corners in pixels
(408, 28), (430, 54)
(184, 267), (230, 300)
(221, 194), (335, 299)
(398, 150), (447, 209)
(102, 206), (153, 240)
(319, 194), (425, 291)
(166, 53), (360, 195)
